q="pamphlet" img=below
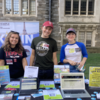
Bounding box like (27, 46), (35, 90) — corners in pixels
(1, 90), (15, 94)
(24, 66), (39, 78)
(5, 81), (20, 88)
(31, 92), (43, 98)
(17, 96), (31, 100)
(75, 65), (86, 72)
(89, 67), (100, 87)
(0, 65), (10, 85)
(40, 81), (55, 88)
(43, 89), (63, 100)
(0, 94), (13, 100)
(18, 96), (26, 100)
(54, 65), (69, 84)
(25, 96), (31, 100)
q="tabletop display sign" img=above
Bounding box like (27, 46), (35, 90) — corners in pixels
(39, 81), (55, 88)
(5, 81), (20, 88)
(24, 66), (39, 78)
(54, 65), (69, 84)
(43, 89), (63, 100)
(89, 67), (100, 88)
(0, 65), (10, 85)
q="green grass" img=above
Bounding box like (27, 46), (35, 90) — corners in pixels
(57, 53), (100, 79)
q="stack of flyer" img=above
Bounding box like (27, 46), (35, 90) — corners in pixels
(43, 89), (63, 100)
(0, 94), (13, 100)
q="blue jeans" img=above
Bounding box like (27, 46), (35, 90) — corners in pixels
(64, 63), (80, 72)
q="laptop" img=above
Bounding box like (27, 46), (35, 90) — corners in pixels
(60, 73), (91, 98)
(19, 78), (38, 95)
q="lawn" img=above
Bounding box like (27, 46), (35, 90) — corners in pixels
(57, 53), (100, 79)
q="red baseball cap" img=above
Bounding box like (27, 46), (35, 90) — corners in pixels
(43, 21), (53, 29)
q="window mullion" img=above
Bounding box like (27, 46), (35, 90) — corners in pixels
(79, 0), (81, 15)
(36, 0), (37, 16)
(11, 0), (13, 15)
(4, 0), (5, 15)
(19, 0), (21, 16)
(28, 0), (30, 15)
(71, 0), (73, 15)
(94, 0), (95, 15)
(86, 0), (88, 15)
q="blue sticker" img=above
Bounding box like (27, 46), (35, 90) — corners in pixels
(38, 89), (43, 91)
(77, 98), (82, 100)
(91, 94), (95, 97)
(53, 88), (56, 89)
(93, 91), (98, 94)
(91, 98), (96, 100)
(14, 93), (19, 96)
(45, 87), (50, 89)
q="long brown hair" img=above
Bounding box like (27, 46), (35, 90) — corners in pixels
(3, 31), (24, 53)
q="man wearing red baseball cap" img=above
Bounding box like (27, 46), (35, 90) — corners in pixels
(30, 21), (58, 80)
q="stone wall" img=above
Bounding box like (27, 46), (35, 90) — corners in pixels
(0, 0), (49, 34)
(51, 0), (61, 48)
(0, 0), (61, 48)
(95, 25), (100, 47)
(1, 0), (100, 50)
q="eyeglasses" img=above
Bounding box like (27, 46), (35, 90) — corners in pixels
(10, 31), (19, 34)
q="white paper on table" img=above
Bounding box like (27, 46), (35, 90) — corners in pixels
(0, 94), (13, 99)
(96, 93), (100, 99)
(8, 81), (20, 86)
(18, 96), (26, 99)
(0, 94), (4, 98)
(40, 81), (55, 86)
(43, 89), (62, 97)
(24, 66), (39, 78)
(85, 79), (89, 84)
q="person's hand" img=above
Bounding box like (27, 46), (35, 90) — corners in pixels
(68, 60), (77, 66)
(77, 61), (85, 69)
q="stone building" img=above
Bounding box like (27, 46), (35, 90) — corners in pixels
(0, 0), (100, 51)
(59, 0), (100, 48)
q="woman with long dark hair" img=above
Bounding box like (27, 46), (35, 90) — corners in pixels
(0, 31), (28, 78)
